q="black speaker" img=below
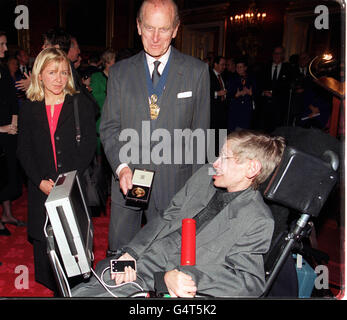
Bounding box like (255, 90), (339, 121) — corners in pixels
(264, 146), (338, 217)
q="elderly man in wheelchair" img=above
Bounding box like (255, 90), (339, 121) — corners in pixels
(50, 128), (337, 298)
(70, 130), (289, 298)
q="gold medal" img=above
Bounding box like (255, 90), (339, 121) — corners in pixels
(132, 187), (146, 198)
(150, 94), (158, 104)
(149, 94), (160, 120)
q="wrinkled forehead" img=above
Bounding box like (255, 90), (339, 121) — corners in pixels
(141, 1), (176, 25)
(221, 139), (236, 155)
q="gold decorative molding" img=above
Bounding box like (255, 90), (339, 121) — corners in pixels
(58, 0), (67, 29)
(106, 0), (115, 48)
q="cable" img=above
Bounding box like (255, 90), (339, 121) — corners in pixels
(43, 213), (49, 238)
(91, 268), (118, 298)
(128, 291), (151, 298)
(45, 212), (144, 298)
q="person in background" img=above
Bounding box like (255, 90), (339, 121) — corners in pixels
(257, 46), (292, 133)
(8, 56), (27, 107)
(85, 53), (101, 75)
(74, 54), (82, 70)
(0, 31), (24, 236)
(226, 57), (257, 132)
(68, 37), (81, 69)
(66, 35), (100, 120)
(17, 48), (96, 292)
(209, 55), (228, 156)
(223, 57), (237, 82)
(15, 48), (31, 78)
(7, 56), (19, 82)
(80, 69), (93, 93)
(90, 48), (116, 156)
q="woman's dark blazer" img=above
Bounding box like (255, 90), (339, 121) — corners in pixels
(17, 93), (97, 241)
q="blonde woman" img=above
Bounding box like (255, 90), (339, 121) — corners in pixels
(17, 48), (96, 292)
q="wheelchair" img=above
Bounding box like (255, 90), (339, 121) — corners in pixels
(261, 145), (339, 297)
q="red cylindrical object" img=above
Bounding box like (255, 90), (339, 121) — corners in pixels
(181, 218), (196, 266)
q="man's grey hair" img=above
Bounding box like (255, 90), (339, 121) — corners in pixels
(137, 0), (180, 28)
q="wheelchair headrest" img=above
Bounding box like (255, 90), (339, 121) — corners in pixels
(263, 146), (338, 217)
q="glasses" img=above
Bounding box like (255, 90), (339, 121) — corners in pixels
(217, 153), (236, 164)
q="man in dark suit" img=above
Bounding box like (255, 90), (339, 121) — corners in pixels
(14, 49), (31, 102)
(210, 56), (228, 156)
(100, 0), (210, 255)
(72, 130), (285, 298)
(223, 57), (237, 83)
(258, 46), (292, 133)
(210, 56), (227, 128)
(15, 49), (31, 78)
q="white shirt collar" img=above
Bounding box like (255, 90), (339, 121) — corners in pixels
(145, 46), (171, 76)
(213, 69), (221, 77)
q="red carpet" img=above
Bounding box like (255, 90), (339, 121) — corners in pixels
(0, 188), (344, 298)
(0, 188), (110, 297)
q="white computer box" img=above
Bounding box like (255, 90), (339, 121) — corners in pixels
(45, 170), (94, 278)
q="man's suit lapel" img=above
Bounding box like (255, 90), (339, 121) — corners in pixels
(196, 188), (253, 248)
(132, 51), (152, 118)
(156, 47), (185, 125)
(158, 180), (216, 238)
(196, 206), (232, 248)
(131, 48), (185, 122)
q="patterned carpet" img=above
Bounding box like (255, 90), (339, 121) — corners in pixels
(0, 188), (109, 297)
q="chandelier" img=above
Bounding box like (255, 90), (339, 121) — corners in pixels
(229, 1), (267, 27)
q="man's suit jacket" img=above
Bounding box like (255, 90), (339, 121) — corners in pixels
(125, 164), (274, 297)
(15, 64), (31, 79)
(209, 68), (227, 130)
(100, 47), (210, 212)
(258, 62), (293, 131)
(261, 62), (292, 100)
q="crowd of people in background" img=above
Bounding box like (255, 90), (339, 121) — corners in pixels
(206, 46), (335, 139)
(2, 37), (334, 151)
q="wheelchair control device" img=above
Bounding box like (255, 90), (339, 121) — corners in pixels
(110, 259), (136, 274)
